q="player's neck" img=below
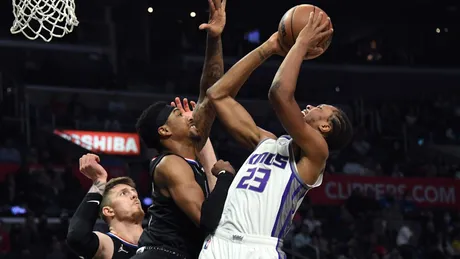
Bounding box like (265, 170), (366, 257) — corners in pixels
(109, 220), (143, 245)
(164, 140), (197, 160)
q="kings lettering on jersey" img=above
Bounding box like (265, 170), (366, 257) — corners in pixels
(218, 137), (312, 239)
(247, 152), (288, 169)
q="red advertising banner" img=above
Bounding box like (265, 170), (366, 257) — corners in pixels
(54, 129), (140, 155)
(308, 174), (460, 208)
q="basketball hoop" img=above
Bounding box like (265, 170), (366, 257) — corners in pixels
(10, 0), (79, 42)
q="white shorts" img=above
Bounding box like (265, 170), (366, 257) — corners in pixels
(199, 229), (286, 259)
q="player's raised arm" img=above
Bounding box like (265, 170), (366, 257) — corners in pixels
(156, 156), (235, 232)
(268, 12), (333, 161)
(67, 154), (113, 259)
(192, 0), (226, 151)
(206, 34), (284, 150)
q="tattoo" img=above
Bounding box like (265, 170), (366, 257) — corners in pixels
(270, 80), (281, 92)
(193, 100), (216, 150)
(258, 50), (265, 61)
(202, 62), (223, 86)
(89, 180), (106, 195)
(200, 36), (224, 99)
(258, 45), (271, 61)
(194, 35), (224, 150)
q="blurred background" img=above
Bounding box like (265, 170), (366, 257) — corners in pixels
(0, 0), (460, 258)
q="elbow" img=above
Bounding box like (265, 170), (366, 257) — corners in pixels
(268, 87), (277, 103)
(206, 87), (221, 102)
(268, 81), (287, 103)
(66, 223), (91, 250)
(66, 231), (100, 258)
(66, 231), (80, 250)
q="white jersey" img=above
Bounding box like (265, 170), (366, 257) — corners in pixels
(217, 135), (323, 239)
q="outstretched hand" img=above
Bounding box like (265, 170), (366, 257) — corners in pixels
(199, 0), (226, 37)
(171, 97), (197, 120)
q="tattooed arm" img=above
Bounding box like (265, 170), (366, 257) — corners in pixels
(193, 36), (224, 151)
(198, 35), (224, 104)
(89, 180), (106, 194)
(193, 0), (226, 151)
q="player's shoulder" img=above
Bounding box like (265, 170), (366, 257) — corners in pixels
(93, 231), (115, 259)
(156, 155), (194, 181)
(94, 231), (114, 243)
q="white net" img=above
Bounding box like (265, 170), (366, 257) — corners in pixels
(10, 0), (79, 42)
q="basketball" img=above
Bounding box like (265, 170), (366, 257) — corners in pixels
(278, 4), (333, 60)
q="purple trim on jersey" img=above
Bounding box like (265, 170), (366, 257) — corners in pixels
(106, 232), (138, 248)
(276, 238), (286, 259)
(280, 135), (291, 140)
(277, 184), (307, 239)
(270, 174), (295, 237)
(184, 158), (199, 167)
(287, 141), (310, 189)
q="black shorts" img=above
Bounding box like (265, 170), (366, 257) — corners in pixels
(132, 246), (188, 259)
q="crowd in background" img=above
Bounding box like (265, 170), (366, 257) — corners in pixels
(1, 87), (460, 259)
(0, 0), (458, 257)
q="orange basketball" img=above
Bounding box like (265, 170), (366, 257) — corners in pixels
(278, 4), (333, 60)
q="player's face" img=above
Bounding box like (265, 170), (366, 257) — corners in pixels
(301, 104), (338, 134)
(107, 184), (144, 223)
(165, 108), (200, 140)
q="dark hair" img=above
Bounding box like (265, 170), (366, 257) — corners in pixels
(100, 177), (136, 222)
(135, 102), (172, 151)
(325, 109), (353, 151)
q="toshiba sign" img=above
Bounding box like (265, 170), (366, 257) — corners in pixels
(308, 174), (460, 208)
(54, 129), (140, 155)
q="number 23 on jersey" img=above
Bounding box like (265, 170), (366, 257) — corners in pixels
(236, 167), (271, 193)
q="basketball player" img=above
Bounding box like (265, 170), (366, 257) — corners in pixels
(133, 0), (235, 258)
(199, 12), (352, 258)
(67, 154), (144, 259)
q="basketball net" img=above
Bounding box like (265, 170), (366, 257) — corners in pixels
(10, 0), (79, 42)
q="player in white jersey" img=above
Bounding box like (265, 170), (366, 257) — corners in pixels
(200, 11), (353, 258)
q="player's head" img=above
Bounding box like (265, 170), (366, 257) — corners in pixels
(100, 177), (144, 225)
(136, 101), (200, 151)
(302, 104), (353, 150)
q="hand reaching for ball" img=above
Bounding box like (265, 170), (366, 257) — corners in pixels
(199, 0), (226, 37)
(266, 32), (287, 56)
(277, 5), (333, 60)
(296, 11), (333, 56)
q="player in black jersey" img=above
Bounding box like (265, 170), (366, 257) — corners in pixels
(67, 154), (144, 259)
(133, 0), (236, 258)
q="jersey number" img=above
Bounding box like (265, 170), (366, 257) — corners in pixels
(236, 167), (271, 193)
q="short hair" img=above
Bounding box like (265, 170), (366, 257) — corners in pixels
(136, 102), (173, 151)
(325, 109), (353, 151)
(100, 177), (136, 222)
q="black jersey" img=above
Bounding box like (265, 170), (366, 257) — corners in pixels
(106, 232), (138, 259)
(138, 153), (210, 259)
